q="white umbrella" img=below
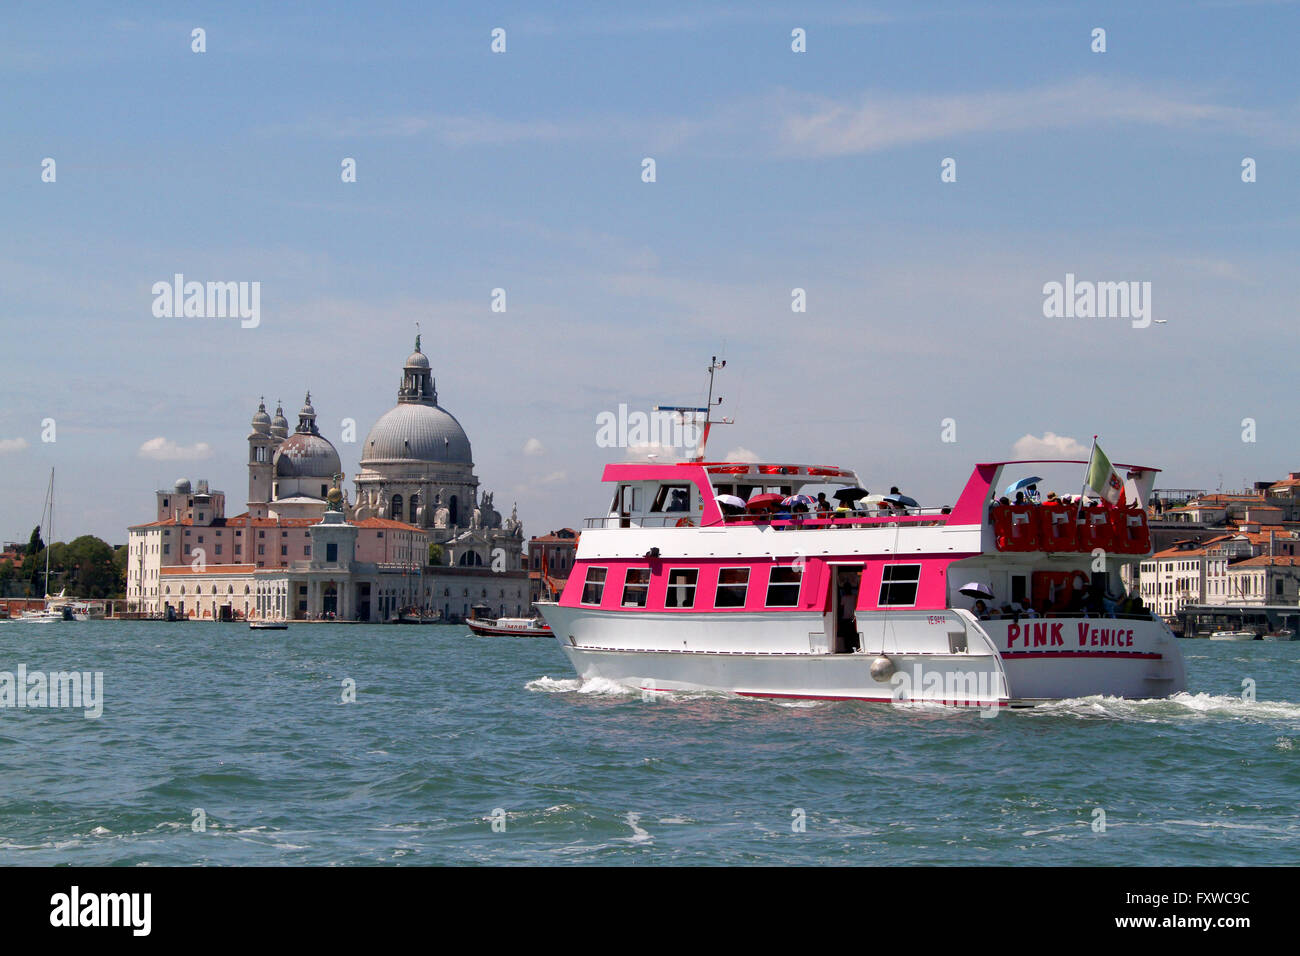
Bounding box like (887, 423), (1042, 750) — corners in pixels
(958, 582), (994, 599)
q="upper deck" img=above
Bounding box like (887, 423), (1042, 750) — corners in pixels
(580, 457), (1160, 559)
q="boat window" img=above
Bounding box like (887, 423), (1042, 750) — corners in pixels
(581, 567), (607, 605)
(716, 567), (750, 608)
(879, 564), (922, 607)
(650, 484), (692, 513)
(766, 567), (802, 607)
(622, 568), (651, 607)
(713, 483), (734, 497)
(665, 569), (698, 608)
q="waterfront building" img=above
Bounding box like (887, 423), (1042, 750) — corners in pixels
(527, 528), (579, 605)
(125, 339), (528, 622)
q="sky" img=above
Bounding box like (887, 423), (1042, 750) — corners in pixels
(2, 0), (1298, 545)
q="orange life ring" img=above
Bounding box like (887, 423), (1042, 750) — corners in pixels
(676, 517), (695, 527)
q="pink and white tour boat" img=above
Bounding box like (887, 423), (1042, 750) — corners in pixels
(537, 369), (1185, 708)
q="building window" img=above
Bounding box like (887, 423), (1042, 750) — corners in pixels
(304, 545), (311, 556)
(716, 568), (750, 608)
(879, 564), (922, 607)
(766, 567), (802, 607)
(281, 546), (288, 556)
(215, 545), (222, 555)
(326, 543), (338, 563)
(258, 545), (265, 556)
(581, 567), (607, 605)
(392, 494), (403, 522)
(665, 569), (698, 608)
(622, 568), (651, 607)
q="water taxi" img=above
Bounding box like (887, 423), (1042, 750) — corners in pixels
(467, 615), (553, 638)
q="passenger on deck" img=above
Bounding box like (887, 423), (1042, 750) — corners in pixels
(1014, 491), (1028, 506)
(815, 492), (832, 515)
(973, 599), (991, 620)
(1026, 483), (1042, 504)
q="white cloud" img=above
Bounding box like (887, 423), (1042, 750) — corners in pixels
(523, 437), (545, 456)
(538, 470), (567, 485)
(775, 78), (1278, 157)
(1012, 433), (1089, 460)
(625, 443), (686, 463)
(138, 437), (214, 461)
(0, 438), (28, 454)
(724, 446), (762, 463)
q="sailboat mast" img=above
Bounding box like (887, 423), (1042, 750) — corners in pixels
(43, 468), (53, 598)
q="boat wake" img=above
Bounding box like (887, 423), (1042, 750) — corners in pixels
(526, 676), (638, 697)
(1024, 691), (1300, 726)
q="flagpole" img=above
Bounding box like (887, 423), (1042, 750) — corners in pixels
(1080, 434), (1097, 504)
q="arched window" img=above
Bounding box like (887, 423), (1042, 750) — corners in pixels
(409, 494), (419, 522)
(391, 494), (403, 522)
(449, 495), (458, 526)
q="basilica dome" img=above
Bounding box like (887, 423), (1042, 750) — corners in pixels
(362, 404), (472, 465)
(360, 336), (473, 466)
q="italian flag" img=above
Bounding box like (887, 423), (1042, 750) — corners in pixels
(1085, 439), (1126, 506)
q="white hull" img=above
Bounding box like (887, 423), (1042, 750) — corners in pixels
(1208, 631), (1256, 642)
(541, 605), (1186, 705)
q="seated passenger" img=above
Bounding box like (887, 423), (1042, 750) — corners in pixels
(1014, 491), (1027, 506)
(1026, 483), (1042, 504)
(973, 599), (991, 620)
(815, 492), (832, 515)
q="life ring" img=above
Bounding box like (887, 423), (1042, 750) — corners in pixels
(675, 517), (695, 527)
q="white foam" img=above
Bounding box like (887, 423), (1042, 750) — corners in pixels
(526, 675), (637, 696)
(1027, 691), (1300, 725)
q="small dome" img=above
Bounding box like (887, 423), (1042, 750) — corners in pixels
(251, 400), (271, 434)
(405, 350), (431, 369)
(174, 478), (192, 493)
(273, 432), (342, 480)
(271, 402), (289, 438)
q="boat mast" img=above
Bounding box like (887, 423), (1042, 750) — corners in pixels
(42, 468), (53, 599)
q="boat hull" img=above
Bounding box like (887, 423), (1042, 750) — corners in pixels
(467, 620), (552, 637)
(540, 605), (1186, 705)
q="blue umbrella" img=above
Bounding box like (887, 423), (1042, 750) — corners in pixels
(782, 494), (815, 508)
(884, 493), (919, 508)
(1004, 476), (1043, 495)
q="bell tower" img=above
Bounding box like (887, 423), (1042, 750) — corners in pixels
(247, 398), (275, 515)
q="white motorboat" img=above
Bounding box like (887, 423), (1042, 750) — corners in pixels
(1208, 630), (1257, 641)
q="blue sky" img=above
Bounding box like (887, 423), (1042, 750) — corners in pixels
(2, 1), (1298, 544)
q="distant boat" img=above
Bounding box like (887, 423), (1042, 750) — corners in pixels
(1262, 628), (1296, 642)
(1208, 630), (1257, 641)
(249, 620), (289, 630)
(19, 469), (80, 623)
(467, 615), (553, 638)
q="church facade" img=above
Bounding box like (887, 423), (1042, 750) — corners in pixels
(125, 339), (528, 623)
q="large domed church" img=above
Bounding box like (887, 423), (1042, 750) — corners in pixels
(351, 335), (523, 569)
(127, 335), (528, 624)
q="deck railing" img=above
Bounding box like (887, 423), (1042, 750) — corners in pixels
(582, 509), (952, 530)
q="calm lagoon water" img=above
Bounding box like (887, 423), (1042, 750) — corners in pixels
(0, 621), (1296, 865)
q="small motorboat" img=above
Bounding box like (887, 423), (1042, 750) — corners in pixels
(1262, 629), (1296, 641)
(1208, 630), (1257, 641)
(466, 615), (553, 637)
(249, 620), (289, 630)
